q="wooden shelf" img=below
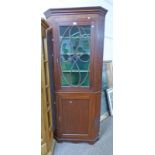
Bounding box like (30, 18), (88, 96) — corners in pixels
(62, 70), (89, 72)
(61, 53), (90, 55)
(60, 36), (90, 39)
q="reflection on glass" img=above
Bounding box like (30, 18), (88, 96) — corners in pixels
(60, 25), (91, 86)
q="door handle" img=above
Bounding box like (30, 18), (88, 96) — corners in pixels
(69, 100), (73, 103)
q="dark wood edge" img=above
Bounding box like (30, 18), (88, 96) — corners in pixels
(44, 6), (108, 18)
(46, 27), (57, 133)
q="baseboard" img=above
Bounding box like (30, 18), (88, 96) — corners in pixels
(100, 112), (109, 122)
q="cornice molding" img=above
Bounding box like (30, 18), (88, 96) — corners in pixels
(44, 6), (108, 18)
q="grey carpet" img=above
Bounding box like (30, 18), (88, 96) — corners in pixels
(53, 116), (113, 155)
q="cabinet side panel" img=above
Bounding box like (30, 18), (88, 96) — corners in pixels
(93, 15), (106, 91)
(91, 93), (102, 138)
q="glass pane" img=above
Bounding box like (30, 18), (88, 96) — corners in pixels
(60, 25), (91, 87)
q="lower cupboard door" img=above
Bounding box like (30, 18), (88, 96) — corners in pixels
(57, 94), (94, 140)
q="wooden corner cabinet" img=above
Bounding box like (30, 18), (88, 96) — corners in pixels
(44, 6), (107, 144)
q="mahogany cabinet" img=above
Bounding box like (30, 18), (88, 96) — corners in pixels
(44, 6), (107, 144)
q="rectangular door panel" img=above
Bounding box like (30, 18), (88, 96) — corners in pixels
(56, 93), (94, 139)
(61, 98), (89, 135)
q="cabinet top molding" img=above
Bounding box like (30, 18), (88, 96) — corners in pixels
(44, 6), (108, 18)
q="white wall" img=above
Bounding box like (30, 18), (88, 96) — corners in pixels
(41, 0), (113, 60)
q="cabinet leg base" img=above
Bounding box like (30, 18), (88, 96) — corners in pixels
(88, 137), (99, 144)
(56, 139), (63, 143)
(88, 141), (95, 145)
(55, 136), (99, 145)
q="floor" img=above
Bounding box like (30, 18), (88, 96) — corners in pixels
(53, 116), (113, 155)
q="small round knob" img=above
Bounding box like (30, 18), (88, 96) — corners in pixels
(69, 101), (73, 103)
